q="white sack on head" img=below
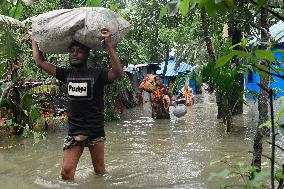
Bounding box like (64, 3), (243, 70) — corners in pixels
(32, 7), (131, 54)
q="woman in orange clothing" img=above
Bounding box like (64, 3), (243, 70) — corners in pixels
(150, 76), (170, 119)
(181, 83), (193, 106)
(139, 74), (155, 103)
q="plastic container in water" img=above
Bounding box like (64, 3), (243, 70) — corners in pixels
(173, 98), (187, 118)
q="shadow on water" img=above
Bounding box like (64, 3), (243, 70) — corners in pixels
(0, 94), (283, 189)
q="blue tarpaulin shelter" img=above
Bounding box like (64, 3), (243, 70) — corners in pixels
(270, 21), (284, 43)
(245, 44), (284, 98)
(156, 56), (193, 76)
(249, 20), (284, 44)
(245, 20), (284, 98)
(156, 56), (196, 94)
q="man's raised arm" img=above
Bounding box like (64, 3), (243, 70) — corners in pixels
(101, 28), (124, 81)
(28, 30), (56, 77)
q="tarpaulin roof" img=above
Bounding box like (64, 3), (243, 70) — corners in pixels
(156, 56), (193, 77)
(270, 20), (284, 43)
(249, 20), (284, 44)
(124, 63), (159, 74)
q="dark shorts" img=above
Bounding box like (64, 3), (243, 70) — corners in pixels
(63, 135), (106, 150)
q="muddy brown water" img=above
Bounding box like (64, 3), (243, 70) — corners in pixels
(0, 94), (283, 189)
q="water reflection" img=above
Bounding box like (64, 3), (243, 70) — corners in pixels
(0, 94), (282, 189)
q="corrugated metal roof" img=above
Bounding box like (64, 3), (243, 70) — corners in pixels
(156, 58), (192, 76)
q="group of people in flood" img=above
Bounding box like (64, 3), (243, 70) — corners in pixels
(139, 74), (193, 119)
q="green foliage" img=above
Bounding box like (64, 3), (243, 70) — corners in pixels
(104, 79), (123, 121)
(201, 62), (242, 97)
(179, 0), (190, 16)
(9, 0), (24, 19)
(255, 50), (275, 62)
(22, 121), (47, 141)
(262, 97), (284, 134)
(169, 73), (185, 94)
(159, 0), (181, 19)
(27, 0), (61, 15)
(0, 14), (25, 61)
(108, 2), (121, 11)
(121, 1), (168, 64)
(280, 96), (284, 106)
(158, 26), (177, 45)
(208, 168), (231, 181)
(213, 37), (284, 81)
(159, 0), (233, 19)
(158, 0), (225, 67)
(0, 0), (25, 18)
(209, 157), (270, 188)
(0, 61), (6, 79)
(159, 3), (169, 19)
(247, 171), (270, 188)
(0, 84), (44, 137)
(20, 92), (32, 112)
(86, 0), (102, 7)
(121, 73), (132, 91)
(256, 0), (267, 7)
(104, 74), (135, 121)
(275, 169), (284, 183)
(0, 28), (22, 61)
(202, 39), (248, 129)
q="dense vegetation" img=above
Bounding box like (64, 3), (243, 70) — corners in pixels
(1, 0), (284, 188)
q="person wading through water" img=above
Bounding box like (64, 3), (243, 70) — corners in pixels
(150, 75), (171, 119)
(181, 82), (193, 106)
(29, 27), (124, 180)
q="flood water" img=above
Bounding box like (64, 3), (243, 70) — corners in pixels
(0, 94), (283, 189)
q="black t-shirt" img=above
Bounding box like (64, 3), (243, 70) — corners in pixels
(56, 66), (111, 136)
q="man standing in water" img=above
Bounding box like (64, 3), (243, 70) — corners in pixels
(29, 27), (124, 180)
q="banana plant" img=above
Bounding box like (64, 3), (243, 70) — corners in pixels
(0, 1), (30, 136)
(0, 85), (43, 136)
(201, 62), (244, 131)
(0, 14), (24, 61)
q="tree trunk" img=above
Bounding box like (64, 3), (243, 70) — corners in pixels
(200, 7), (216, 62)
(227, 7), (244, 116)
(223, 98), (233, 133)
(162, 45), (170, 76)
(258, 7), (270, 136)
(251, 7), (270, 173)
(200, 7), (227, 121)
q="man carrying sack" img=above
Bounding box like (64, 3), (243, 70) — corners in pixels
(29, 26), (124, 181)
(28, 7), (130, 181)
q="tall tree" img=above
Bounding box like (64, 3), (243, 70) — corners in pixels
(200, 6), (226, 121)
(251, 6), (270, 173)
(227, 0), (245, 116)
(200, 7), (216, 62)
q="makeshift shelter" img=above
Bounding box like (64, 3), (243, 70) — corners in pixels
(124, 63), (159, 103)
(124, 63), (159, 93)
(156, 56), (196, 94)
(245, 20), (284, 99)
